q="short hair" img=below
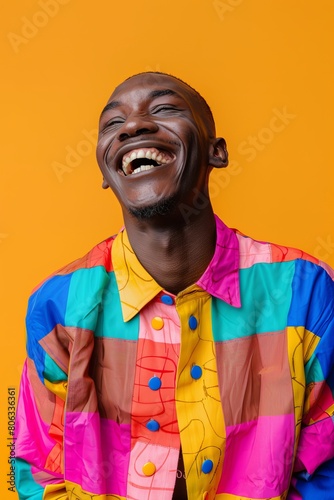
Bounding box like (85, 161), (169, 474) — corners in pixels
(123, 71), (215, 134)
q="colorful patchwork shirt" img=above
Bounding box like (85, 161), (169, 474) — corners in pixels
(15, 216), (334, 500)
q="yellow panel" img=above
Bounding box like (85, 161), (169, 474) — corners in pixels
(43, 482), (67, 499)
(216, 491), (288, 500)
(286, 326), (305, 451)
(303, 329), (320, 363)
(65, 481), (125, 499)
(44, 379), (67, 401)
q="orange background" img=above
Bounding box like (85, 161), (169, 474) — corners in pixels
(1, 1), (333, 497)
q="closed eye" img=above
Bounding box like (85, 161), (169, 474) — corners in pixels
(106, 118), (124, 127)
(152, 105), (180, 114)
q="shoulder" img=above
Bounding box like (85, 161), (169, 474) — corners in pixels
(234, 230), (334, 339)
(26, 236), (117, 332)
(235, 229), (334, 281)
(31, 235), (116, 293)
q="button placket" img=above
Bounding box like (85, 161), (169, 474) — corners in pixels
(175, 291), (225, 495)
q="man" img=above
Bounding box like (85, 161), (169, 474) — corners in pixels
(15, 72), (334, 500)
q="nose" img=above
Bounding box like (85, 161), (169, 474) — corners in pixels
(117, 114), (159, 141)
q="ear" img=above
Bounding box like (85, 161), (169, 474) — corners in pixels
(209, 137), (228, 169)
(102, 178), (109, 189)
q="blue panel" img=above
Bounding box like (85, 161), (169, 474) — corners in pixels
(287, 260), (334, 337)
(27, 274), (71, 341)
(294, 455), (334, 499)
(314, 327), (334, 383)
(26, 274), (71, 382)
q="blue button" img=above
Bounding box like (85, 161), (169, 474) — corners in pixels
(148, 376), (162, 391)
(189, 315), (198, 330)
(161, 294), (174, 305)
(202, 459), (213, 474)
(190, 365), (202, 380)
(146, 419), (160, 432)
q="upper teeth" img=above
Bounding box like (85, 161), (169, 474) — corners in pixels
(121, 148), (171, 175)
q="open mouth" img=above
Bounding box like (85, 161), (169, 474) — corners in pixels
(121, 147), (175, 176)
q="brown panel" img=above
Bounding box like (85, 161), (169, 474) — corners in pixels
(90, 337), (137, 424)
(66, 329), (97, 413)
(215, 330), (293, 426)
(39, 324), (74, 375)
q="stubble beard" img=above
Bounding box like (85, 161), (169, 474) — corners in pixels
(128, 195), (177, 221)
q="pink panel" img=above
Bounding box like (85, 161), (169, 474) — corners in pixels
(15, 361), (56, 468)
(237, 233), (271, 269)
(127, 440), (179, 500)
(65, 412), (130, 496)
(139, 297), (181, 345)
(217, 414), (295, 498)
(294, 416), (334, 475)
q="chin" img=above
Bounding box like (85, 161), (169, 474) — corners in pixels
(128, 196), (177, 220)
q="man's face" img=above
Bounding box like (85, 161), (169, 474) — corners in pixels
(96, 73), (216, 219)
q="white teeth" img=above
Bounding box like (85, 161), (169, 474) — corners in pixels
(132, 165), (155, 174)
(121, 147), (174, 175)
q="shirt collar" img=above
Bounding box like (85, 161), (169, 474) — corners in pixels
(112, 215), (241, 322)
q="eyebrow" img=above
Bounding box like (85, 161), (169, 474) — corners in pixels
(101, 100), (122, 115)
(148, 89), (177, 99)
(100, 89), (178, 116)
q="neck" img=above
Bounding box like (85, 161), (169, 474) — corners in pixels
(123, 204), (217, 295)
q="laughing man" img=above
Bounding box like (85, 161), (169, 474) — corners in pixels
(15, 73), (334, 500)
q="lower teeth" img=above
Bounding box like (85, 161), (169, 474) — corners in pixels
(132, 165), (155, 175)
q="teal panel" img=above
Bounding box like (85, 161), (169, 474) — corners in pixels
(44, 352), (68, 382)
(212, 261), (295, 341)
(65, 267), (109, 330)
(95, 272), (139, 340)
(15, 458), (44, 500)
(305, 352), (325, 384)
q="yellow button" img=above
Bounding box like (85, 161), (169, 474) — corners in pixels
(151, 317), (164, 330)
(142, 461), (156, 476)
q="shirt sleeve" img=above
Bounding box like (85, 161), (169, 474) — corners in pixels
(288, 262), (334, 499)
(15, 360), (67, 499)
(15, 279), (70, 499)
